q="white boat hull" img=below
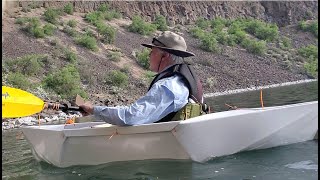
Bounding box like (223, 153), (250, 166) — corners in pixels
(21, 101), (318, 167)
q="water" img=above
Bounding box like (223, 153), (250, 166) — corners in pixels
(2, 81), (318, 180)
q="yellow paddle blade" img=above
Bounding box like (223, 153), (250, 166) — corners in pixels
(2, 86), (45, 118)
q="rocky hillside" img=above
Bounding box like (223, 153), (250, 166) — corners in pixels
(2, 1), (318, 107)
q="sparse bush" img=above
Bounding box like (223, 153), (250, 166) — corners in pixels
(75, 35), (98, 51)
(153, 15), (168, 31)
(84, 28), (95, 37)
(110, 10), (122, 19)
(206, 77), (217, 89)
(43, 65), (87, 99)
(64, 49), (77, 63)
(64, 3), (74, 15)
(280, 36), (292, 49)
(7, 72), (31, 90)
(43, 8), (61, 24)
(15, 17), (29, 25)
(120, 65), (130, 74)
(22, 7), (31, 13)
(43, 23), (56, 35)
(67, 19), (77, 27)
(63, 26), (79, 37)
(128, 15), (157, 35)
(136, 48), (150, 69)
(105, 70), (128, 88)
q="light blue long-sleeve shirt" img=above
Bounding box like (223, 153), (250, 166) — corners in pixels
(93, 75), (189, 126)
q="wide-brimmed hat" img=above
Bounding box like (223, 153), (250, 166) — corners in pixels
(141, 31), (195, 57)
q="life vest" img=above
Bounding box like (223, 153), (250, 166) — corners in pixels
(147, 63), (209, 123)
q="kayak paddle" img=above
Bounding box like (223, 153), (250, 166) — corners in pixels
(2, 86), (82, 118)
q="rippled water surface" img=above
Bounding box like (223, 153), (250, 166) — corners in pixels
(2, 81), (318, 180)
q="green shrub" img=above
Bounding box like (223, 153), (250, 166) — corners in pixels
(226, 34), (237, 46)
(144, 70), (156, 84)
(96, 21), (116, 44)
(211, 17), (226, 30)
(255, 23), (279, 41)
(85, 11), (104, 24)
(105, 70), (128, 88)
(200, 34), (220, 53)
(241, 38), (266, 55)
(309, 21), (318, 38)
(244, 19), (278, 41)
(75, 35), (98, 51)
(5, 54), (46, 76)
(43, 65), (87, 99)
(153, 15), (168, 31)
(298, 21), (308, 31)
(43, 23), (56, 35)
(128, 15), (157, 35)
(189, 27), (206, 39)
(98, 4), (109, 12)
(215, 31), (228, 45)
(233, 30), (247, 44)
(32, 26), (45, 38)
(43, 8), (61, 24)
(298, 45), (318, 78)
(298, 45), (318, 59)
(67, 19), (77, 27)
(7, 72), (30, 90)
(195, 17), (210, 29)
(304, 56), (318, 78)
(108, 51), (121, 62)
(136, 48), (150, 69)
(64, 3), (74, 15)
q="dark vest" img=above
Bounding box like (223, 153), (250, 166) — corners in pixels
(147, 63), (204, 123)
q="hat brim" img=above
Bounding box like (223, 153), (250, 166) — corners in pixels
(141, 43), (195, 57)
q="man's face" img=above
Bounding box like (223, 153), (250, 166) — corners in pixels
(149, 47), (165, 72)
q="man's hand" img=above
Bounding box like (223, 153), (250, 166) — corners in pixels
(79, 102), (94, 116)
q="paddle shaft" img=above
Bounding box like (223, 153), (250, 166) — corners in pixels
(46, 103), (83, 113)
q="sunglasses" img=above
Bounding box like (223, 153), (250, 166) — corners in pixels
(152, 38), (167, 47)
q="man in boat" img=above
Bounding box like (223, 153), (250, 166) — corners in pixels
(80, 31), (208, 125)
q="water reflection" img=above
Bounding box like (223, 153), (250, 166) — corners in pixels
(205, 81), (318, 112)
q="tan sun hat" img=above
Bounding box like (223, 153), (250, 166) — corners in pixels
(141, 31), (195, 57)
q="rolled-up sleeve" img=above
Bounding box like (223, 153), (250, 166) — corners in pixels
(93, 75), (189, 125)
